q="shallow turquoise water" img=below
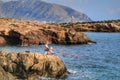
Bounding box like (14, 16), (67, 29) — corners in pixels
(0, 32), (120, 80)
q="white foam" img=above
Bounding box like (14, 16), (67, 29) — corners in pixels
(68, 69), (77, 74)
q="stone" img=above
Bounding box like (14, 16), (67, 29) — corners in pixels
(0, 36), (7, 45)
(0, 18), (95, 46)
(0, 66), (15, 80)
(0, 51), (68, 79)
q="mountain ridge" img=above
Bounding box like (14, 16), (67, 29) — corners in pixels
(0, 0), (92, 23)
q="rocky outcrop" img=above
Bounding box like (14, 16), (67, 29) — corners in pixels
(0, 66), (15, 80)
(61, 22), (120, 32)
(0, 18), (94, 46)
(0, 51), (68, 80)
(93, 23), (120, 32)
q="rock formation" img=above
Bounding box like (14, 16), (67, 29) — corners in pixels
(61, 21), (120, 32)
(0, 18), (94, 46)
(0, 51), (68, 80)
(0, 66), (15, 80)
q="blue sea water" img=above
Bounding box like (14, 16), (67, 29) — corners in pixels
(0, 32), (120, 80)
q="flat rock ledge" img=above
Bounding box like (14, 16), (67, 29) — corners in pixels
(0, 51), (68, 80)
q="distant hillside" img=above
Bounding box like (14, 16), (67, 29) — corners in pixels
(0, 0), (92, 23)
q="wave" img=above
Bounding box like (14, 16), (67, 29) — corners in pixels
(68, 69), (77, 74)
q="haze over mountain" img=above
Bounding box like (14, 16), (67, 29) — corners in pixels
(0, 0), (92, 23)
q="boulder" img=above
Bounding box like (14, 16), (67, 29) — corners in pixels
(0, 51), (68, 79)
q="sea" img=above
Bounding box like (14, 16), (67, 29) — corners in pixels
(0, 32), (120, 80)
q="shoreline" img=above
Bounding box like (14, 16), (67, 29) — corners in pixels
(0, 18), (95, 46)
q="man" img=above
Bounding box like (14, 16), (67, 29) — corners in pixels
(44, 42), (49, 54)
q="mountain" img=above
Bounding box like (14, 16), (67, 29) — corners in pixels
(0, 0), (92, 23)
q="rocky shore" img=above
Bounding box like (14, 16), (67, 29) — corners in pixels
(0, 18), (95, 46)
(60, 21), (120, 32)
(0, 51), (68, 80)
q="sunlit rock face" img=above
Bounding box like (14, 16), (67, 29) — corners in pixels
(0, 18), (94, 46)
(0, 51), (69, 79)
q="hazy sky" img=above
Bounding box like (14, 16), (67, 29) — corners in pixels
(1, 0), (120, 21)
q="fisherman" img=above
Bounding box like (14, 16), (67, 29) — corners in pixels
(44, 42), (49, 54)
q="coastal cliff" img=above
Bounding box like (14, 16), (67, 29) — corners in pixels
(0, 18), (94, 46)
(0, 51), (68, 80)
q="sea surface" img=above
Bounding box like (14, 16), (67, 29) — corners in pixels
(0, 32), (120, 80)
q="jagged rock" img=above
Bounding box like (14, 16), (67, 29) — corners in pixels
(0, 18), (94, 46)
(0, 51), (68, 79)
(93, 23), (120, 32)
(65, 22), (120, 32)
(0, 66), (15, 80)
